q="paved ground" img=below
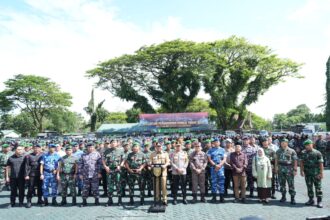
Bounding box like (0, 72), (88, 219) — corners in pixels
(0, 169), (329, 220)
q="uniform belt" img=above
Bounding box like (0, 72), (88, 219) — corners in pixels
(278, 163), (292, 166)
(44, 169), (55, 173)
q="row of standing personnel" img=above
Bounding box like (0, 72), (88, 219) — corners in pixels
(0, 136), (324, 208)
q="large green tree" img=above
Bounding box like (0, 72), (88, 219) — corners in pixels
(326, 56), (330, 130)
(126, 108), (141, 123)
(0, 74), (72, 132)
(46, 109), (86, 133)
(202, 36), (301, 130)
(87, 40), (204, 113)
(185, 98), (217, 122)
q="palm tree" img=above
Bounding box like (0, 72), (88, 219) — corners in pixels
(84, 89), (105, 132)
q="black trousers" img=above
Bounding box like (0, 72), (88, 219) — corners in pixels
(27, 176), (42, 200)
(224, 168), (234, 194)
(10, 178), (25, 204)
(172, 175), (187, 199)
(101, 169), (107, 193)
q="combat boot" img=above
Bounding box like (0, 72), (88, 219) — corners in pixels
(118, 197), (122, 206)
(60, 197), (67, 206)
(220, 194), (225, 203)
(305, 197), (314, 206)
(140, 197), (144, 205)
(26, 199), (32, 208)
(43, 198), (48, 207)
(129, 196), (134, 205)
(80, 198), (87, 207)
(172, 195), (177, 205)
(183, 196), (188, 205)
(105, 197), (113, 207)
(317, 197), (323, 208)
(95, 198), (100, 206)
(201, 194), (207, 203)
(279, 194), (286, 202)
(52, 197), (58, 206)
(191, 194), (197, 204)
(249, 190), (254, 198)
(37, 198), (43, 205)
(72, 197), (76, 206)
(290, 195), (296, 205)
(210, 193), (217, 203)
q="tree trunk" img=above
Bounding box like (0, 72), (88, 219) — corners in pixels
(326, 56), (330, 131)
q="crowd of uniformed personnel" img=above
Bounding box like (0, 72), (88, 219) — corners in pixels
(0, 134), (327, 209)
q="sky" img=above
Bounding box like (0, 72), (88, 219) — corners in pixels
(0, 0), (329, 120)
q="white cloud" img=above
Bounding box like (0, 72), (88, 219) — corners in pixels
(0, 0), (224, 119)
(288, 0), (330, 22)
(0, 0), (329, 123)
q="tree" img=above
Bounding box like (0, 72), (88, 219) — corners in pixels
(272, 104), (323, 130)
(185, 98), (217, 122)
(84, 89), (105, 132)
(0, 74), (72, 132)
(12, 112), (37, 137)
(105, 112), (127, 123)
(87, 40), (204, 113)
(251, 113), (272, 130)
(46, 109), (86, 133)
(202, 36), (301, 130)
(126, 108), (141, 123)
(326, 56), (330, 130)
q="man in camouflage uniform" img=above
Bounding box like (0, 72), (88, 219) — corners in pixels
(261, 137), (276, 199)
(120, 142), (130, 197)
(0, 144), (13, 191)
(300, 139), (324, 208)
(0, 144), (10, 192)
(315, 135), (327, 167)
(57, 145), (78, 206)
(142, 142), (153, 197)
(78, 142), (102, 207)
(102, 139), (124, 206)
(125, 142), (146, 205)
(275, 138), (298, 205)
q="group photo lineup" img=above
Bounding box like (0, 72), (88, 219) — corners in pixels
(0, 0), (330, 220)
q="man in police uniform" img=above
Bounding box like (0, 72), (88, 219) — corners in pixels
(40, 144), (61, 206)
(275, 138), (298, 205)
(170, 143), (189, 205)
(149, 143), (170, 205)
(125, 142), (146, 205)
(57, 145), (78, 206)
(190, 141), (208, 203)
(300, 139), (324, 208)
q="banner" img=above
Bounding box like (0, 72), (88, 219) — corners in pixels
(139, 112), (209, 128)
